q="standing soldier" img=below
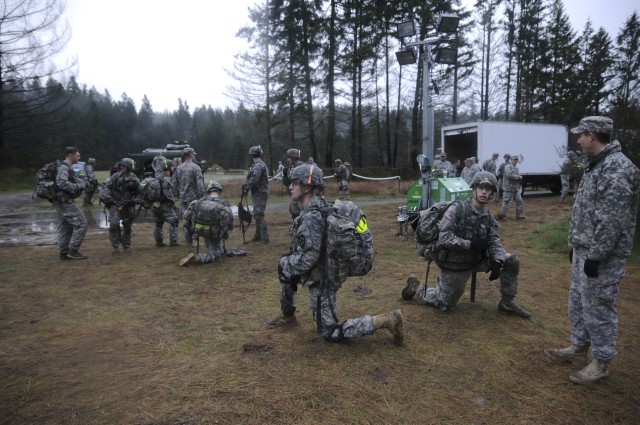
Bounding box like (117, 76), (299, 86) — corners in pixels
(483, 153), (499, 175)
(402, 172), (531, 318)
(267, 164), (405, 346)
(172, 147), (204, 241)
(282, 148), (303, 220)
(434, 152), (455, 177)
(498, 155), (525, 220)
(180, 180), (234, 266)
(83, 158), (99, 206)
(154, 160), (180, 247)
(152, 151), (167, 177)
(102, 158), (141, 254)
(544, 116), (639, 384)
(560, 152), (575, 202)
(275, 161), (285, 183)
(460, 158), (477, 184)
(496, 153), (511, 202)
(243, 146), (270, 244)
(54, 147), (89, 260)
(333, 159), (351, 199)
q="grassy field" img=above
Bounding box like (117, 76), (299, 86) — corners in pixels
(1, 183), (639, 424)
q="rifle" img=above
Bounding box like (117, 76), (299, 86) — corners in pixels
(238, 192), (252, 243)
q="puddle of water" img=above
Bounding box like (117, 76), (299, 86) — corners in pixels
(0, 206), (249, 246)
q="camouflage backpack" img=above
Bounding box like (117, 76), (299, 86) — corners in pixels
(414, 201), (464, 261)
(192, 198), (233, 240)
(136, 176), (163, 209)
(320, 199), (375, 290)
(33, 161), (62, 202)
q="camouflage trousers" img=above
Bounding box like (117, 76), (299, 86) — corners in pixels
(338, 180), (349, 197)
(413, 254), (519, 310)
(194, 237), (224, 263)
(500, 190), (524, 217)
(569, 247), (624, 363)
(153, 203), (179, 244)
(309, 285), (376, 342)
(108, 204), (136, 248)
(54, 201), (87, 254)
(560, 175), (570, 198)
(251, 192), (269, 241)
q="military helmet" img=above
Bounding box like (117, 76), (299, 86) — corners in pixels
(335, 159), (342, 164)
(470, 171), (498, 191)
(290, 164), (324, 188)
(286, 148), (301, 159)
(87, 158), (96, 165)
(249, 145), (263, 156)
(121, 157), (135, 170)
(504, 153), (511, 159)
(207, 180), (223, 193)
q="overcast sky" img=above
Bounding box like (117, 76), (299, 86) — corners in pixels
(59, 0), (638, 113)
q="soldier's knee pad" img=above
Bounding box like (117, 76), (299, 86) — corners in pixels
(503, 253), (520, 275)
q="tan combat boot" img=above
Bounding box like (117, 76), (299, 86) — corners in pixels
(179, 253), (195, 267)
(570, 359), (609, 384)
(543, 344), (589, 367)
(402, 275), (421, 301)
(498, 295), (531, 318)
(266, 313), (298, 326)
(373, 309), (404, 346)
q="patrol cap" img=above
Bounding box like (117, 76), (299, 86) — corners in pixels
(570, 116), (613, 134)
(511, 155), (519, 160)
(335, 159), (342, 164)
(183, 147), (197, 156)
(439, 152), (446, 157)
(492, 152), (499, 157)
(464, 157), (474, 163)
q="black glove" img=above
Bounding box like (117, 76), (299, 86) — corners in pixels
(569, 248), (573, 264)
(584, 259), (600, 278)
(487, 260), (502, 281)
(470, 238), (490, 251)
(278, 263), (290, 285)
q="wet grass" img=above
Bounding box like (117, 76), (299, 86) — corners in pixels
(0, 191), (639, 424)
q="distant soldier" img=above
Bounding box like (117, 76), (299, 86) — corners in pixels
(54, 147), (89, 260)
(153, 160), (180, 247)
(102, 158), (141, 253)
(243, 146), (270, 244)
(180, 180), (234, 266)
(333, 159), (351, 199)
(560, 152), (576, 202)
(308, 157), (315, 165)
(496, 153), (511, 202)
(83, 157), (99, 206)
(471, 157), (482, 173)
(460, 158), (478, 184)
(282, 148), (304, 219)
(172, 147), (205, 241)
(152, 152), (167, 177)
(433, 152), (455, 177)
(483, 153), (499, 175)
(275, 161), (285, 183)
(498, 155), (525, 220)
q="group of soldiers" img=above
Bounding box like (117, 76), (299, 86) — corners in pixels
(49, 116), (638, 385)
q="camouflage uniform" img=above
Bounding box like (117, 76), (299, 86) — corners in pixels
(283, 161), (303, 219)
(482, 157), (497, 175)
(183, 196), (233, 263)
(410, 200), (521, 310)
(499, 160), (524, 218)
(568, 139), (639, 363)
(154, 175), (179, 246)
(278, 197), (379, 341)
(82, 161), (98, 205)
(244, 158), (270, 242)
(496, 156), (510, 201)
(460, 163), (477, 184)
(334, 163), (350, 198)
(172, 159), (205, 230)
(152, 153), (167, 177)
(103, 171), (141, 249)
(560, 156), (573, 200)
(54, 162), (88, 257)
(434, 158), (456, 177)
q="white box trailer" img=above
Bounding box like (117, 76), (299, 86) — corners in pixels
(441, 121), (568, 193)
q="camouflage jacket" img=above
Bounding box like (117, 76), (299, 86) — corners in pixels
(160, 175), (176, 204)
(172, 160), (204, 204)
(482, 158), (497, 175)
(460, 167), (477, 184)
(497, 161), (508, 179)
(245, 159), (269, 195)
(569, 141), (640, 260)
(54, 162), (84, 202)
(104, 171), (141, 206)
(560, 158), (573, 175)
(334, 164), (349, 181)
(503, 163), (522, 191)
(437, 199), (505, 270)
(85, 163), (97, 183)
(280, 197), (325, 287)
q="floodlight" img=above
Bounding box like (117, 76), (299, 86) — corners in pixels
(395, 48), (417, 65)
(436, 13), (461, 33)
(435, 47), (458, 65)
(397, 20), (417, 38)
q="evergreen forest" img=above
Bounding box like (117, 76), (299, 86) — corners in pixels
(1, 0), (639, 174)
